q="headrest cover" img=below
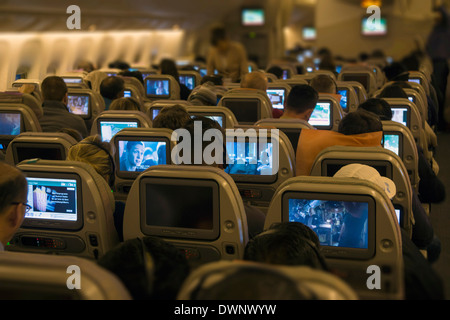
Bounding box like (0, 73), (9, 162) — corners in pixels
(334, 164), (396, 199)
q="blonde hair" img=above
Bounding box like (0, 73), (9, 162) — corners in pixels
(67, 135), (114, 183)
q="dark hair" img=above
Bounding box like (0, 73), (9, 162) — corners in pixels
(151, 105), (191, 131)
(118, 70), (145, 86)
(58, 127), (84, 142)
(244, 222), (328, 270)
(383, 62), (409, 81)
(0, 162), (27, 214)
(201, 75), (224, 86)
(100, 76), (125, 100)
(210, 27), (227, 47)
(159, 59), (180, 83)
(309, 75), (337, 94)
(285, 85), (319, 114)
(97, 236), (190, 300)
(266, 66), (284, 79)
(182, 116), (226, 167)
(41, 76), (68, 101)
(108, 60), (131, 70)
(358, 98), (393, 121)
(379, 84), (409, 100)
(109, 97), (141, 111)
(338, 110), (383, 135)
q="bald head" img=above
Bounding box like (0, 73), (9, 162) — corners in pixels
(240, 72), (268, 92)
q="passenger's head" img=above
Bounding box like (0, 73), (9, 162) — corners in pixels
(159, 59), (179, 80)
(118, 70), (145, 86)
(244, 222), (328, 270)
(109, 97), (141, 111)
(187, 84), (217, 106)
(41, 76), (68, 102)
(66, 135), (115, 187)
(338, 110), (383, 136)
(108, 60), (130, 70)
(383, 62), (409, 81)
(266, 66), (284, 79)
(0, 162), (28, 247)
(181, 116), (226, 168)
(358, 98), (393, 121)
(284, 85), (319, 121)
(379, 84), (409, 100)
(240, 71), (268, 92)
(98, 236), (190, 300)
(201, 75), (224, 86)
(151, 105), (191, 131)
(309, 75), (337, 94)
(100, 76), (125, 100)
(57, 127), (84, 142)
(210, 27), (228, 51)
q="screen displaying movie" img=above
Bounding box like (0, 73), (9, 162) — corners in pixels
(309, 102), (331, 128)
(408, 78), (421, 85)
(15, 145), (64, 163)
(144, 183), (215, 231)
(408, 96), (415, 103)
(25, 177), (78, 222)
(337, 89), (348, 111)
(242, 8), (265, 26)
(288, 199), (369, 249)
(146, 79), (170, 97)
(382, 133), (400, 157)
(391, 107), (408, 127)
(361, 17), (387, 36)
(0, 112), (21, 135)
(267, 89), (286, 110)
(179, 75), (195, 90)
(123, 90), (132, 98)
(222, 99), (259, 124)
(67, 94), (89, 116)
(99, 120), (139, 142)
(118, 140), (167, 173)
(395, 208), (401, 225)
(225, 140), (274, 176)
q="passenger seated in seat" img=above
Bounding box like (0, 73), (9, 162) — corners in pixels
(66, 135), (125, 241)
(151, 104), (191, 131)
(159, 58), (191, 100)
(296, 110), (383, 176)
(187, 84), (218, 106)
(244, 222), (329, 271)
(280, 84), (318, 128)
(39, 76), (88, 138)
(0, 162), (28, 251)
(309, 74), (342, 103)
(98, 236), (190, 300)
(181, 116), (266, 239)
(100, 76), (125, 110)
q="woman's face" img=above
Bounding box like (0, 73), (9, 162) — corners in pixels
(128, 144), (144, 167)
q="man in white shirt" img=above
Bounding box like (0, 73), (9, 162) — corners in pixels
(0, 162), (28, 251)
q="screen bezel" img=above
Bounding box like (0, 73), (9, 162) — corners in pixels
(114, 136), (171, 179)
(139, 177), (220, 241)
(98, 118), (140, 142)
(309, 100), (333, 130)
(21, 171), (84, 231)
(12, 142), (66, 165)
(145, 78), (171, 99)
(67, 93), (91, 119)
(382, 131), (403, 159)
(0, 111), (23, 137)
(342, 74), (370, 92)
(222, 98), (261, 125)
(225, 135), (278, 184)
(282, 191), (376, 260)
